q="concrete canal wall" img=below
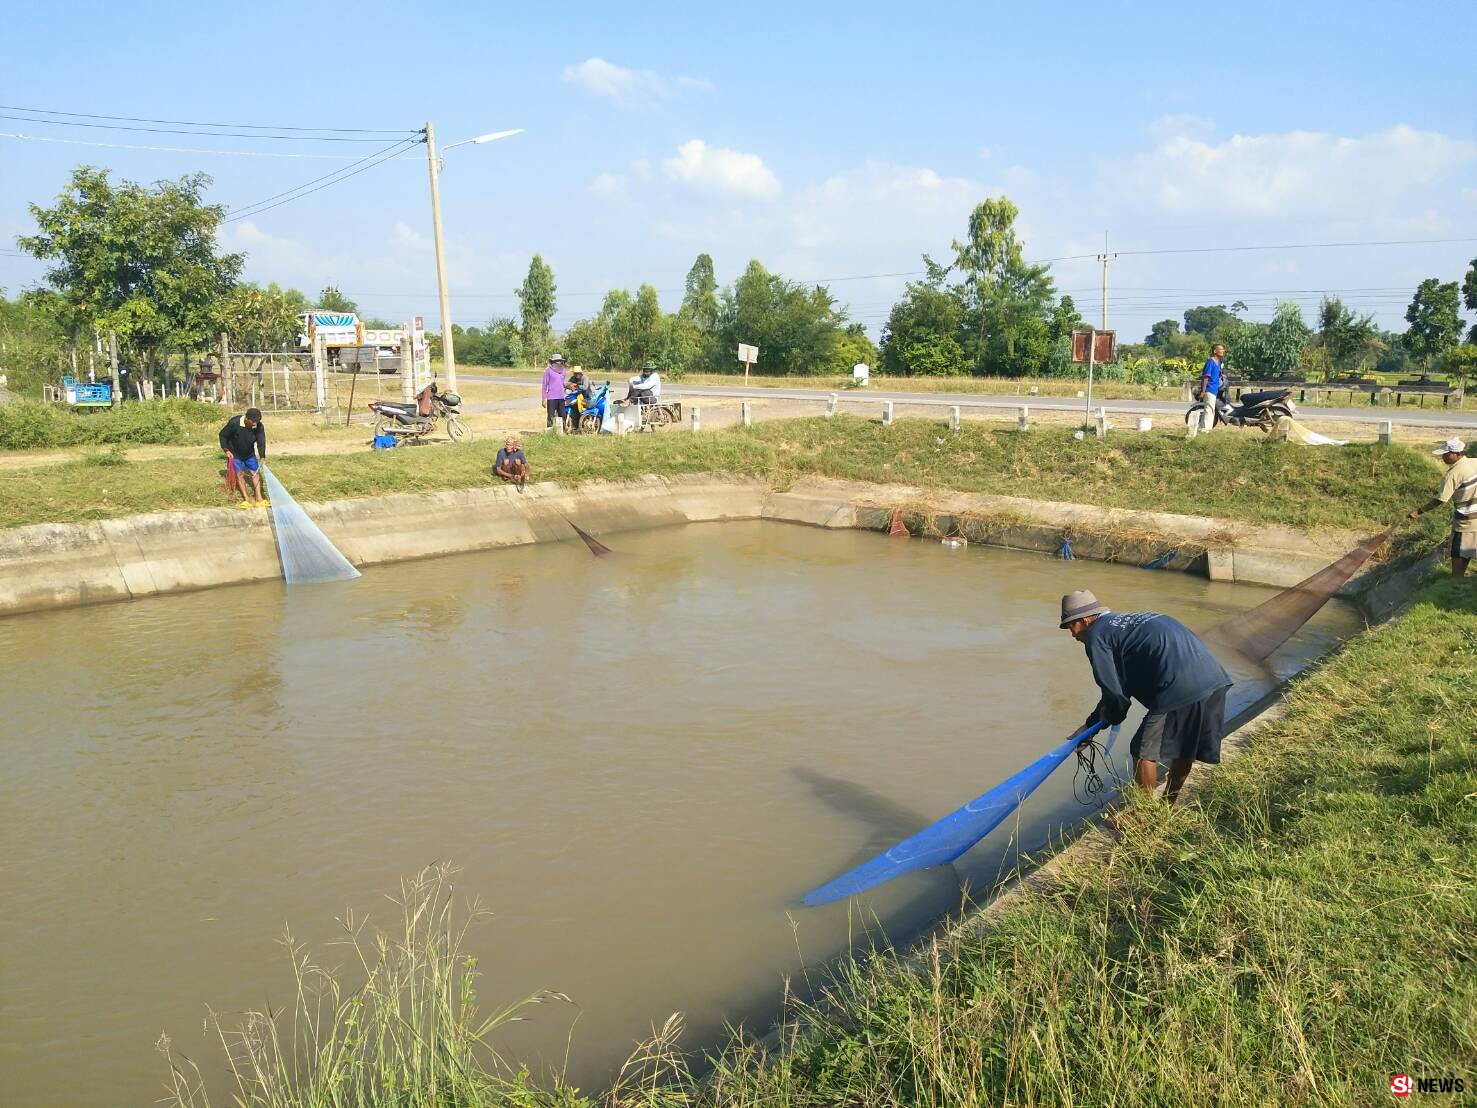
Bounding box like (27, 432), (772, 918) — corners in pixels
(0, 475), (1402, 617)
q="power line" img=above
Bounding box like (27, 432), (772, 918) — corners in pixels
(0, 104), (415, 136)
(0, 131), (422, 159)
(223, 136), (423, 223)
(1037, 235), (1477, 264)
(0, 112), (416, 142)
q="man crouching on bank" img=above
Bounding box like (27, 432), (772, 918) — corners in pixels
(1060, 589), (1232, 804)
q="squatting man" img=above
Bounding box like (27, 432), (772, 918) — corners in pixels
(1059, 589), (1232, 803)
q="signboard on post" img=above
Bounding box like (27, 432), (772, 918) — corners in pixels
(1071, 329), (1116, 365)
(737, 343), (759, 384)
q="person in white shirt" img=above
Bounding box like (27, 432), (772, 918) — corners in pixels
(624, 364), (661, 405)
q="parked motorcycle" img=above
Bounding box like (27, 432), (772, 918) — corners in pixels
(1185, 385), (1296, 435)
(563, 380), (611, 434)
(369, 383), (471, 443)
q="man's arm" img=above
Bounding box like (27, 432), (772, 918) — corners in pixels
(219, 420), (233, 454)
(256, 424), (267, 460)
(1084, 637), (1131, 726)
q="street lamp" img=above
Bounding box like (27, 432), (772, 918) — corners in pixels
(423, 122), (523, 394)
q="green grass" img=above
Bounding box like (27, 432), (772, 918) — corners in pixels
(682, 576), (1477, 1107)
(0, 416), (1447, 533)
(0, 397), (225, 450)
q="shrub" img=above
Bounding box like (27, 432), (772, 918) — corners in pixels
(0, 398), (222, 450)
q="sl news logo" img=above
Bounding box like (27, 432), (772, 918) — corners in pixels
(1391, 1073), (1466, 1096)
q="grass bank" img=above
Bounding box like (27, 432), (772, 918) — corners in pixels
(1, 416), (1445, 534)
(0, 397), (225, 450)
(166, 577), (1476, 1106)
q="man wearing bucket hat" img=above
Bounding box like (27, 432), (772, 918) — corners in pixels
(1407, 438), (1476, 580)
(1060, 590), (1232, 804)
(542, 354), (568, 430)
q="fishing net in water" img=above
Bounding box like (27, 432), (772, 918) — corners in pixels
(1203, 528), (1392, 663)
(261, 466), (361, 585)
(888, 508), (909, 538)
(567, 518), (614, 556)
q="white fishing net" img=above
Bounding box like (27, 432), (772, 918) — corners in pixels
(262, 466), (361, 585)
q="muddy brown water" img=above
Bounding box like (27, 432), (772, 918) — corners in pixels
(0, 521), (1362, 1103)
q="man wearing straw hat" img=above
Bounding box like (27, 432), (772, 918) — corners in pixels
(1060, 590), (1231, 804)
(1407, 438), (1476, 580)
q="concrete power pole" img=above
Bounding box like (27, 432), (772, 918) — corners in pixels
(423, 121), (458, 395)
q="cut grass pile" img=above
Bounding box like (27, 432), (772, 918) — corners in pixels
(1, 415), (1447, 534)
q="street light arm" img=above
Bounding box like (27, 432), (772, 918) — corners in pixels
(441, 128), (524, 153)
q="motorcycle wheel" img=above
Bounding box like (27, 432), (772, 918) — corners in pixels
(579, 412), (602, 433)
(374, 417), (393, 437)
(446, 415), (470, 442)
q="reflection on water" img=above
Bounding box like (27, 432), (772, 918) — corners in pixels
(0, 521), (1363, 1104)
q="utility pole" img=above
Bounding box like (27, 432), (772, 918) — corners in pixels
(423, 121), (458, 395)
(1098, 243), (1115, 331)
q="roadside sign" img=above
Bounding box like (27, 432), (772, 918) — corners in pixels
(737, 342), (759, 385)
(1071, 329), (1116, 364)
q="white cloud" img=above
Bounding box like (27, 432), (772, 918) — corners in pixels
(391, 221), (432, 252)
(588, 172), (627, 198)
(662, 139), (780, 200)
(787, 163), (978, 253)
(562, 57), (712, 107)
(977, 146), (992, 160)
(1145, 113), (1215, 141)
(1122, 121), (1477, 219)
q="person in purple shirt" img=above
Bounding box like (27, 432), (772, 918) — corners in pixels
(541, 353), (568, 430)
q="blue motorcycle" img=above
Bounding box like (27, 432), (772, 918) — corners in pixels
(564, 380), (611, 434)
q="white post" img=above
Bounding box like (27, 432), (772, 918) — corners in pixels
(882, 400), (893, 426)
(826, 392), (838, 417)
(690, 406), (701, 432)
(1017, 405), (1030, 431)
(399, 325), (415, 402)
(424, 121), (458, 395)
(1095, 406), (1108, 438)
(1378, 419), (1392, 446)
(949, 405), (960, 433)
(1084, 328), (1096, 429)
(313, 338), (327, 412)
(741, 400), (751, 427)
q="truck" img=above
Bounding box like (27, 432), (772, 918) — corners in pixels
(295, 311), (365, 361)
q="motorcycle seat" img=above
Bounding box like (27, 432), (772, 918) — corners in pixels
(1240, 388), (1290, 405)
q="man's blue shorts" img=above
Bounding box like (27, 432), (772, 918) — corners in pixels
(230, 455), (260, 474)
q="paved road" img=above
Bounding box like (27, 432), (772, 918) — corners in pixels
(461, 373), (1477, 431)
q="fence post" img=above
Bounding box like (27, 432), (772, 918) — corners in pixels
(219, 332), (230, 405)
(741, 400), (751, 427)
(882, 400), (893, 426)
(1017, 405), (1029, 431)
(313, 338), (328, 413)
(949, 405), (960, 433)
(1095, 407), (1108, 437)
(691, 406), (701, 433)
(1378, 420), (1392, 446)
(826, 392), (838, 418)
(108, 330), (120, 407)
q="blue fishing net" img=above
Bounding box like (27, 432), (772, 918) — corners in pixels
(262, 466), (361, 586)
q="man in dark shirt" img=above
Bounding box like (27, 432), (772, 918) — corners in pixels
(1059, 589), (1232, 804)
(219, 407), (267, 507)
(494, 435), (528, 491)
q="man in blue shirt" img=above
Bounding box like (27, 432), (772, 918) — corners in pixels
(494, 435), (528, 491)
(1060, 589), (1232, 804)
(1196, 343), (1226, 432)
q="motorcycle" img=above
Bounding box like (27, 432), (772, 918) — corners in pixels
(369, 383), (472, 443)
(1185, 384), (1296, 436)
(563, 380), (611, 434)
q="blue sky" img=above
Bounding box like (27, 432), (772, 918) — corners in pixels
(3, 0), (1475, 346)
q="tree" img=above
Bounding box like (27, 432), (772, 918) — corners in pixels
(1403, 278), (1461, 370)
(1463, 258), (1477, 344)
(611, 284), (664, 367)
(680, 253), (719, 333)
(18, 166), (242, 370)
(1442, 344), (1477, 390)
(1316, 296), (1378, 374)
(945, 197), (1056, 373)
(716, 259), (847, 375)
(316, 286), (359, 314)
(821, 324), (881, 377)
(1183, 305), (1238, 342)
(517, 254), (557, 360)
(1226, 301), (1308, 378)
(879, 281), (964, 375)
(1050, 295), (1084, 342)
(216, 282), (309, 349)
(1146, 319), (1180, 348)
